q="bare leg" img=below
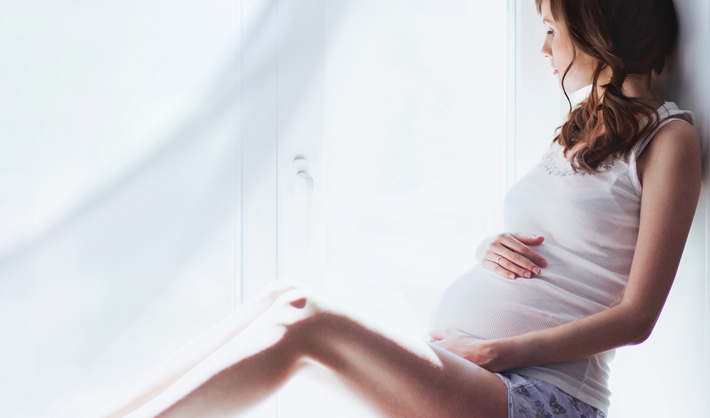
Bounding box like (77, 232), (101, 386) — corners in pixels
(94, 279), (303, 418)
(127, 288), (508, 418)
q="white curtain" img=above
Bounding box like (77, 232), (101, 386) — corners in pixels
(0, 1), (244, 416)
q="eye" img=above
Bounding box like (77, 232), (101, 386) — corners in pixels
(546, 27), (555, 36)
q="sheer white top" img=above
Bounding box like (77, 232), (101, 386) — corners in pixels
(430, 102), (696, 415)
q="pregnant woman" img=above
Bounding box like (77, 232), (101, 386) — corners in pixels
(98, 0), (700, 417)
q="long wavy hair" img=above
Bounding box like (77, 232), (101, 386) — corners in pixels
(536, 0), (679, 173)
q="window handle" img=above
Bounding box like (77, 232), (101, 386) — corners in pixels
(293, 157), (313, 200)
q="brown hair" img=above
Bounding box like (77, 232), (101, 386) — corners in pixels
(536, 0), (679, 173)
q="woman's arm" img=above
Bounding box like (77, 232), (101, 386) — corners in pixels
(431, 302), (645, 372)
(435, 121), (702, 372)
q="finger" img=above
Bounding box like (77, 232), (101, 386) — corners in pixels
(489, 243), (538, 277)
(482, 259), (517, 280)
(444, 328), (463, 337)
(429, 329), (447, 340)
(488, 235), (543, 271)
(501, 234), (546, 266)
(499, 236), (547, 269)
(487, 252), (533, 278)
(511, 232), (545, 246)
(508, 234), (547, 267)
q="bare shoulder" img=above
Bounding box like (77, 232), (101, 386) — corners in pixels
(637, 119), (701, 186)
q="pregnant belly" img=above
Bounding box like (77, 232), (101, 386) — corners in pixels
(429, 264), (605, 340)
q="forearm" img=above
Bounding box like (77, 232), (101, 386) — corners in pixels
(493, 303), (647, 371)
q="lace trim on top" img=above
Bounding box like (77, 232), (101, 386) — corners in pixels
(538, 143), (615, 177)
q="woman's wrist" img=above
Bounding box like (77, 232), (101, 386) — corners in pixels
(485, 335), (526, 372)
(429, 328), (531, 372)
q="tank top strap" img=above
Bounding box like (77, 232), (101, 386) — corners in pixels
(628, 102), (696, 196)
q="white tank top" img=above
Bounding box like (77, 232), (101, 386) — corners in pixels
(429, 102), (696, 415)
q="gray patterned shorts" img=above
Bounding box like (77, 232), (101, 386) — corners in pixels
(494, 372), (607, 418)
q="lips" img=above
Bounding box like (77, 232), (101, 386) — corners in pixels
(553, 69), (559, 75)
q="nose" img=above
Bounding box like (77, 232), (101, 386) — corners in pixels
(541, 37), (552, 58)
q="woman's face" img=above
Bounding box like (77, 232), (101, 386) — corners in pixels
(539, 0), (598, 93)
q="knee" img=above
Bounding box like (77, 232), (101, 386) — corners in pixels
(268, 288), (322, 324)
(243, 289), (325, 356)
(274, 289), (344, 340)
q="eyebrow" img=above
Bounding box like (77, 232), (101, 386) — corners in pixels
(543, 19), (554, 26)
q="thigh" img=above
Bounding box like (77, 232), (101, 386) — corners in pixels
(277, 289), (509, 418)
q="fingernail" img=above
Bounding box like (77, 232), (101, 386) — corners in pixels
(541, 260), (548, 267)
(525, 271), (531, 278)
(533, 267), (540, 275)
(509, 274), (516, 280)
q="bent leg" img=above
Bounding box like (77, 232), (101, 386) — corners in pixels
(288, 292), (509, 418)
(97, 278), (304, 418)
(134, 288), (508, 418)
